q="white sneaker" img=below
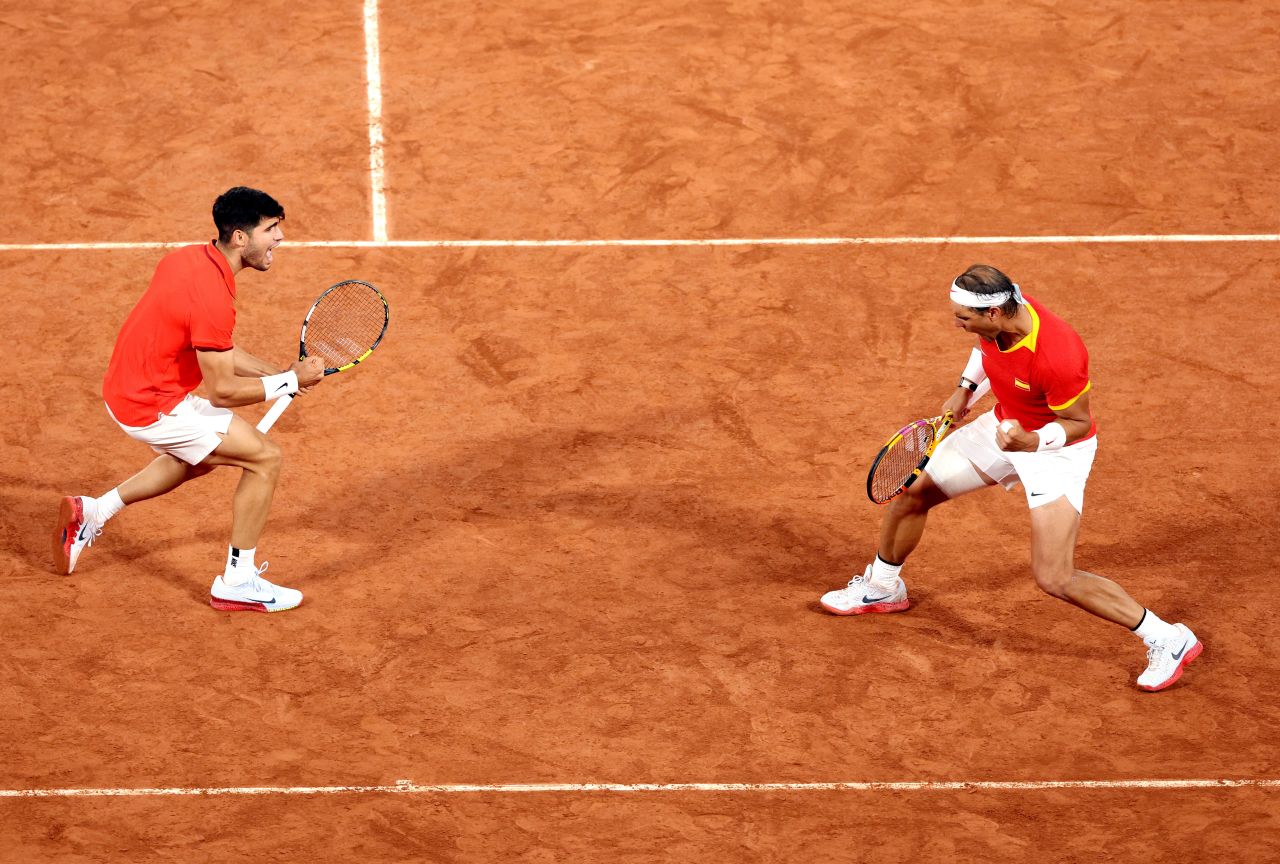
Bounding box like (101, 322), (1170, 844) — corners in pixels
(53, 495), (101, 575)
(209, 563), (303, 613)
(1137, 623), (1202, 691)
(821, 565), (910, 616)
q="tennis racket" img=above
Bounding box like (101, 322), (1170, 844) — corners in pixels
(256, 280), (390, 433)
(865, 410), (954, 505)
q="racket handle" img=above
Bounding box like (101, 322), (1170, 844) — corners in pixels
(257, 394), (296, 433)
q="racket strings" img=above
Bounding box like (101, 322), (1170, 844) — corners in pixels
(304, 283), (387, 369)
(869, 423), (937, 503)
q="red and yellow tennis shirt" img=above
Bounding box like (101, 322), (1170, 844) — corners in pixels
(981, 295), (1096, 443)
(102, 242), (237, 426)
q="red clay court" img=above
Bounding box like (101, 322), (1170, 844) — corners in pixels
(2, 1), (1278, 861)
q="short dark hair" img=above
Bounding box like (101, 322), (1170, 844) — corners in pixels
(212, 187), (285, 243)
(954, 264), (1019, 317)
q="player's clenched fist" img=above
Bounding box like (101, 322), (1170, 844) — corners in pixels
(996, 418), (1035, 452)
(290, 356), (324, 391)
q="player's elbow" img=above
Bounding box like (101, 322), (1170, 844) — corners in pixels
(206, 382), (241, 407)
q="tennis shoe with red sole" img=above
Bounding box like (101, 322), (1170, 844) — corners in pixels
(1137, 623), (1201, 691)
(821, 565), (910, 615)
(210, 563), (302, 613)
(53, 495), (101, 575)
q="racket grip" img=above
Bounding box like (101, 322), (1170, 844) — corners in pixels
(257, 394), (295, 433)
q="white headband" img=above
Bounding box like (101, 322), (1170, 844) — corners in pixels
(950, 280), (1024, 308)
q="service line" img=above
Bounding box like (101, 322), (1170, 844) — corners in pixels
(2, 778), (1279, 798)
(0, 234), (1277, 252)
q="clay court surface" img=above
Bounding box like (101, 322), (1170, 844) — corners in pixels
(2, 1), (1279, 861)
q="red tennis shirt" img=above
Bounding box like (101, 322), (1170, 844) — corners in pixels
(102, 242), (237, 426)
(981, 295), (1097, 443)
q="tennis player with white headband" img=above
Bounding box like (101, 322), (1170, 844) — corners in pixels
(820, 264), (1202, 691)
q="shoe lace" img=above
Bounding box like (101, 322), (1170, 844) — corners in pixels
(86, 524), (103, 547)
(244, 562), (270, 591)
(1144, 635), (1172, 667)
(232, 560), (272, 593)
(844, 572), (869, 591)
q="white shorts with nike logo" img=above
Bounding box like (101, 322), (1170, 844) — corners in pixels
(106, 394), (234, 466)
(924, 410), (1097, 512)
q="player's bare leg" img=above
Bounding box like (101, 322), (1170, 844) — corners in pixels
(1028, 496), (1143, 626)
(200, 415), (297, 612)
(200, 415), (283, 550)
(1029, 496), (1200, 690)
(823, 460), (994, 615)
(876, 473), (954, 564)
(117, 455), (215, 504)
(55, 456), (215, 573)
(822, 474), (954, 615)
(56, 458), (204, 576)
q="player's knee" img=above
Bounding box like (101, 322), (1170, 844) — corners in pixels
(891, 480), (945, 516)
(889, 490), (926, 518)
(253, 437), (283, 476)
(1032, 565), (1072, 599)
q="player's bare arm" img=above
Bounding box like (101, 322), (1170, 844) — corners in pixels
(231, 348), (324, 395)
(941, 345), (989, 420)
(941, 386), (973, 421)
(996, 389), (1093, 452)
(233, 347), (284, 377)
(198, 347), (323, 407)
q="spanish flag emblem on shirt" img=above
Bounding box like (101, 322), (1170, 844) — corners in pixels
(1014, 377), (1031, 390)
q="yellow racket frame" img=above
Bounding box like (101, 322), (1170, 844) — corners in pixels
(866, 410), (954, 505)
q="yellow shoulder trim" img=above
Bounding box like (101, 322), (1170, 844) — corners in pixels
(1050, 380), (1092, 411)
(1001, 301), (1040, 354)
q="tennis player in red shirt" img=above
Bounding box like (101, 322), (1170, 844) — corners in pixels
(53, 187), (323, 612)
(820, 264), (1201, 691)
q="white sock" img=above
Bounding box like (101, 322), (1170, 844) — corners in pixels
(222, 546), (257, 587)
(94, 488), (126, 526)
(1133, 609), (1178, 643)
(870, 554), (903, 590)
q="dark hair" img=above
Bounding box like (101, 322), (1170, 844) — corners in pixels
(954, 264), (1019, 317)
(212, 187), (285, 243)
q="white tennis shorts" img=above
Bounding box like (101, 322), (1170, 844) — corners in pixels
(106, 393), (234, 466)
(924, 409), (1097, 512)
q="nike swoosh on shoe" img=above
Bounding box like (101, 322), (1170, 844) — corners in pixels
(1171, 640), (1189, 661)
(861, 594), (894, 604)
(222, 587), (277, 604)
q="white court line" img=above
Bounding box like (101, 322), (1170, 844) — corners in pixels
(0, 234), (1277, 252)
(2, 779), (1278, 798)
(364, 0), (388, 243)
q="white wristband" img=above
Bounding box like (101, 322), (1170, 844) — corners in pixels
(1036, 422), (1067, 451)
(961, 347), (987, 386)
(261, 370), (300, 400)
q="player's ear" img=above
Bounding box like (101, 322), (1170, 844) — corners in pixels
(231, 227), (248, 248)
